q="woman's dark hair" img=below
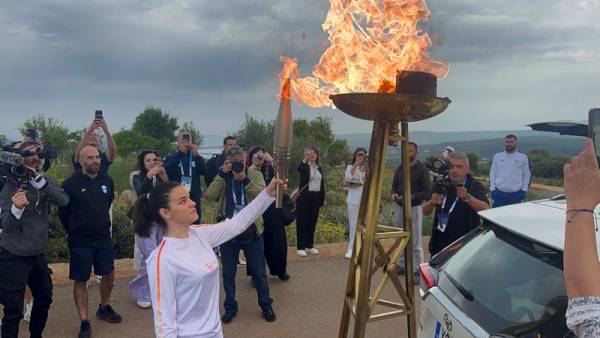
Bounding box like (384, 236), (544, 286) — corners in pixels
(351, 147), (367, 165)
(247, 145), (266, 166)
(304, 145), (320, 165)
(132, 181), (180, 237)
(137, 150), (158, 176)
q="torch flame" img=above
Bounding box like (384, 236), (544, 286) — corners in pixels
(278, 0), (449, 107)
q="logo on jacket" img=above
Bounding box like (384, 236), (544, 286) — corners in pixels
(101, 185), (108, 194)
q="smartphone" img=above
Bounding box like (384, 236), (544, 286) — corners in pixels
(182, 133), (191, 142)
(588, 108), (600, 160)
(26, 128), (38, 140)
(95, 110), (103, 120)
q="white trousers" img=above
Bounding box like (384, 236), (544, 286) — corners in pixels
(393, 204), (424, 273)
(346, 202), (360, 255)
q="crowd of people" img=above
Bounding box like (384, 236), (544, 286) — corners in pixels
(4, 111), (599, 338)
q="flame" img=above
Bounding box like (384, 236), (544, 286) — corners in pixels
(278, 0), (449, 107)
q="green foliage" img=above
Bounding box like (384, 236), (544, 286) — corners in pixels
(466, 152), (480, 173)
(181, 121), (204, 147)
(528, 148), (568, 179)
(112, 201), (134, 259)
(0, 134), (6, 146)
(131, 106), (179, 153)
(326, 139), (350, 166)
(112, 129), (162, 157)
(20, 114), (76, 158)
(107, 157), (138, 193)
(232, 114), (275, 150)
(47, 208), (69, 263)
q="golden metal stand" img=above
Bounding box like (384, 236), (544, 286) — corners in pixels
(331, 93), (450, 338)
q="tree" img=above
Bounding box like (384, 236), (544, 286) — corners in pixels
(466, 152), (480, 174)
(19, 115), (74, 159)
(132, 106), (179, 142)
(181, 121), (204, 147)
(326, 139), (350, 166)
(131, 106), (179, 154)
(0, 134), (6, 146)
(112, 129), (162, 157)
(232, 114), (275, 150)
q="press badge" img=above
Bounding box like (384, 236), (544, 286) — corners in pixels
(437, 212), (449, 232)
(181, 176), (192, 193)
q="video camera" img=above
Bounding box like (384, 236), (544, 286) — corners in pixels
(425, 158), (453, 194)
(0, 145), (55, 190)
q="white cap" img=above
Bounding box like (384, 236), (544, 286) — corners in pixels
(444, 146), (455, 153)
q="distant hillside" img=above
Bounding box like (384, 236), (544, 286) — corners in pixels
(338, 130), (568, 149)
(386, 135), (582, 165)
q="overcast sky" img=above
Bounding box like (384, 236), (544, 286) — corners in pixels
(1, 0), (599, 141)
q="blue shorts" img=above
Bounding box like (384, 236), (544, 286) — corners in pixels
(69, 241), (115, 282)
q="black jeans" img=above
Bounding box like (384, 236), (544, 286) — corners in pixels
(220, 235), (272, 313)
(262, 204), (288, 276)
(296, 191), (322, 250)
(0, 248), (53, 338)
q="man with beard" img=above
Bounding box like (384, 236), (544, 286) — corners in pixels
(0, 140), (69, 338)
(390, 142), (431, 284)
(59, 146), (121, 338)
(425, 153), (490, 256)
(489, 134), (531, 207)
(72, 116), (117, 175)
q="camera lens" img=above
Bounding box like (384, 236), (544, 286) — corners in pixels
(232, 161), (244, 173)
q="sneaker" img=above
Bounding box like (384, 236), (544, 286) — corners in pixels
(296, 250), (307, 257)
(78, 320), (92, 338)
(136, 300), (152, 309)
(413, 272), (421, 285)
(96, 304), (122, 323)
(238, 258), (246, 266)
(23, 301), (32, 322)
(344, 252), (352, 259)
(262, 307), (277, 322)
(277, 273), (290, 281)
(96, 274), (102, 284)
(307, 248), (319, 255)
(221, 311), (237, 324)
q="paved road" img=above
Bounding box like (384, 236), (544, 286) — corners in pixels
(14, 256), (421, 338)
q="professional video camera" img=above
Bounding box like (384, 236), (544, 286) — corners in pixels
(425, 158), (453, 194)
(0, 145), (55, 190)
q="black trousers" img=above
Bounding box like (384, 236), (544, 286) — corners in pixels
(262, 203), (288, 275)
(0, 248), (53, 338)
(296, 191), (322, 250)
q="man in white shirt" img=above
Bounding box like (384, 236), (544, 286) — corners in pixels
(489, 135), (531, 207)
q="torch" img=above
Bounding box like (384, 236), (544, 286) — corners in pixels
(273, 78), (293, 208)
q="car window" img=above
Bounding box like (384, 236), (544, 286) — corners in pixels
(438, 224), (569, 337)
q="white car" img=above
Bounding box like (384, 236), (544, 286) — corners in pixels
(417, 196), (599, 338)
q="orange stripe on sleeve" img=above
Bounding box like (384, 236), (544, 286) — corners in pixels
(155, 240), (167, 338)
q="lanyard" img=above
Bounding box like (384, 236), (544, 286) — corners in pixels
(179, 152), (193, 177)
(441, 195), (459, 215)
(231, 181), (245, 206)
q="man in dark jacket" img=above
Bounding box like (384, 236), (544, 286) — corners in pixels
(59, 146), (121, 338)
(204, 136), (237, 186)
(0, 140), (69, 338)
(423, 153), (490, 256)
(390, 142), (431, 284)
(164, 130), (206, 222)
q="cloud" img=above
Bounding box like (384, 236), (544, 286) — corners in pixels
(0, 0), (599, 138)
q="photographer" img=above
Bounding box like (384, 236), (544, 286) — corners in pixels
(205, 145), (276, 324)
(390, 142), (431, 283)
(423, 153), (489, 256)
(73, 114), (117, 175)
(0, 140), (69, 338)
(205, 136), (237, 186)
(164, 130), (206, 222)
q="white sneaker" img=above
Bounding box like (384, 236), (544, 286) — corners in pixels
(296, 250), (307, 257)
(137, 300), (152, 309)
(23, 301), (33, 322)
(344, 252), (352, 259)
(238, 258), (247, 266)
(307, 248), (319, 255)
(96, 274), (102, 284)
